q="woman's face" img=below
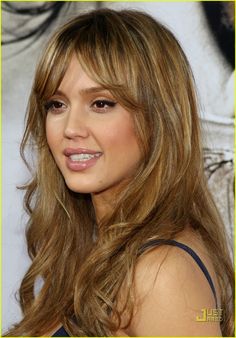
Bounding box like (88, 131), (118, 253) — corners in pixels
(46, 55), (141, 199)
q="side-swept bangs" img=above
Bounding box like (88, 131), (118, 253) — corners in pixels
(33, 9), (154, 157)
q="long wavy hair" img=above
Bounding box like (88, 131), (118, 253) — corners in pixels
(6, 8), (234, 336)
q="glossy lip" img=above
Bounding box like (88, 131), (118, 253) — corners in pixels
(63, 148), (102, 156)
(64, 148), (103, 172)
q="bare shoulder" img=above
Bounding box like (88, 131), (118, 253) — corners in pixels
(126, 227), (222, 336)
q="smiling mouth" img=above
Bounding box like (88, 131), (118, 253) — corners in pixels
(69, 153), (102, 162)
(66, 152), (103, 171)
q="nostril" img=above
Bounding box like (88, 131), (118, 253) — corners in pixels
(64, 125), (89, 139)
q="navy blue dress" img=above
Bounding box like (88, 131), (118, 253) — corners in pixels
(52, 239), (218, 336)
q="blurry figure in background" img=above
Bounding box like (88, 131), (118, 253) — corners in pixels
(201, 1), (234, 246)
(5, 9), (234, 337)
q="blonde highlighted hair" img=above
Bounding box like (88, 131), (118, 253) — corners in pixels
(6, 8), (234, 336)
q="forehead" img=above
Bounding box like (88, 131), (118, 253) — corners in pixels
(37, 31), (139, 111)
(58, 55), (98, 90)
(56, 55), (115, 100)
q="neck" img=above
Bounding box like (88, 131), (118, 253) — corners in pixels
(91, 180), (129, 224)
(91, 192), (115, 224)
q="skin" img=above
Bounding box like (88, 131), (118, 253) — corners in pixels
(45, 228), (222, 337)
(45, 55), (222, 336)
(116, 226), (222, 336)
(46, 54), (141, 222)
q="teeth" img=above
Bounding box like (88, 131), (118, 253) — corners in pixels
(69, 153), (100, 162)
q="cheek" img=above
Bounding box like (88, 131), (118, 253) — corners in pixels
(46, 117), (62, 149)
(45, 122), (54, 150)
(101, 118), (140, 157)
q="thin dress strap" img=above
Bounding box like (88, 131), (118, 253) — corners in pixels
(52, 326), (70, 337)
(139, 239), (218, 308)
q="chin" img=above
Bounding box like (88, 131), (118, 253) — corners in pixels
(64, 177), (100, 194)
(66, 184), (94, 194)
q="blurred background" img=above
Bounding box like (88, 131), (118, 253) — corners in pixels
(2, 1), (234, 331)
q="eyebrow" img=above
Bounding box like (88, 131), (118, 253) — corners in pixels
(54, 86), (110, 97)
(79, 86), (109, 95)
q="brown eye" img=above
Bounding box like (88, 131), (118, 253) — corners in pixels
(92, 100), (116, 112)
(44, 100), (67, 114)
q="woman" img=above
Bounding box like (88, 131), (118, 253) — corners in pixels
(6, 8), (234, 337)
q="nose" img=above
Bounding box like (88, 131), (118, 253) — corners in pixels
(64, 107), (89, 139)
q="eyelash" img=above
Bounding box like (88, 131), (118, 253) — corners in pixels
(91, 99), (117, 112)
(44, 99), (117, 114)
(44, 100), (66, 113)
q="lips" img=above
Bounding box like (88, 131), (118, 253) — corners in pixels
(63, 148), (103, 171)
(69, 153), (101, 162)
(63, 148), (102, 156)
